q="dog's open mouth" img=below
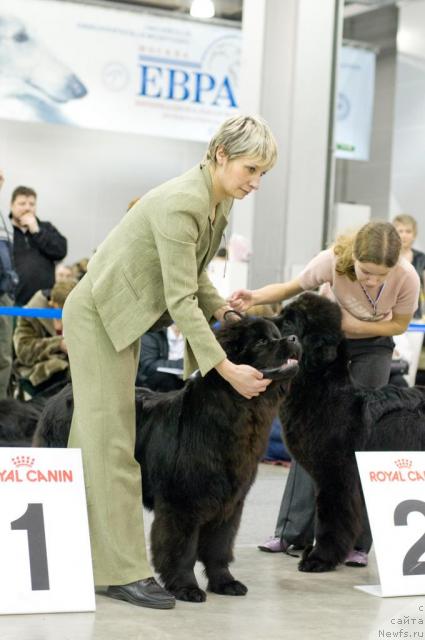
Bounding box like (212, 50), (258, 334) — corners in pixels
(260, 357), (299, 380)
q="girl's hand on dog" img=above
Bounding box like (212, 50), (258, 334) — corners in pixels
(340, 308), (365, 336)
(228, 289), (256, 312)
(215, 359), (271, 399)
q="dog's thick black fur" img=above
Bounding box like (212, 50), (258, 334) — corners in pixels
(33, 315), (300, 601)
(275, 292), (425, 573)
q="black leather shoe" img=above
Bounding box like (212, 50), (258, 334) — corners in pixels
(106, 577), (176, 609)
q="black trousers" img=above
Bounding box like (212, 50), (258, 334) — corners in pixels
(274, 336), (394, 552)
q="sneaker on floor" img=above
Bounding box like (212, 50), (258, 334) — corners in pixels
(258, 536), (287, 553)
(344, 549), (368, 567)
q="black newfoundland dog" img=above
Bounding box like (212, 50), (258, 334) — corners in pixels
(275, 292), (425, 573)
(33, 314), (300, 602)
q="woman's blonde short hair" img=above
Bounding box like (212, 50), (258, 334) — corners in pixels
(205, 115), (278, 170)
(392, 213), (418, 236)
(333, 221), (401, 281)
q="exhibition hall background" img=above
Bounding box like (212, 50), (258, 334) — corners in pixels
(0, 0), (424, 288)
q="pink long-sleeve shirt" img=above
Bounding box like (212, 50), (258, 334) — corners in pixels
(298, 249), (420, 338)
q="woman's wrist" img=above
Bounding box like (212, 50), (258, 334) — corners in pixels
(250, 290), (261, 306)
(215, 358), (236, 381)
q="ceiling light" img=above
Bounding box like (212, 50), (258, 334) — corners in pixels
(190, 0), (215, 19)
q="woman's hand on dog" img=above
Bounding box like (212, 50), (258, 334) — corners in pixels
(215, 358), (271, 399)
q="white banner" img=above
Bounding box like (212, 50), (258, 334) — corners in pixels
(0, 0), (241, 141)
(335, 46), (376, 161)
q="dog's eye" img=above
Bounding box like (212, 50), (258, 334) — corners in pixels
(14, 31), (29, 43)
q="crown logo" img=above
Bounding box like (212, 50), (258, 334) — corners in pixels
(395, 458), (412, 469)
(11, 456), (35, 468)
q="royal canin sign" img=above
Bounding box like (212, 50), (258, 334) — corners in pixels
(369, 458), (425, 482)
(0, 456), (73, 483)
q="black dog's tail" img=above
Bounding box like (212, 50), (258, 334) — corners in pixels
(33, 384), (156, 449)
(362, 385), (425, 428)
(33, 383), (74, 447)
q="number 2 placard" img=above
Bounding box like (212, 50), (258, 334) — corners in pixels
(0, 448), (95, 614)
(356, 451), (425, 597)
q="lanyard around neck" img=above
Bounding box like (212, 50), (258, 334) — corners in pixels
(359, 281), (386, 316)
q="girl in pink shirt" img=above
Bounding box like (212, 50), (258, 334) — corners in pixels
(230, 221), (420, 566)
(231, 221), (419, 341)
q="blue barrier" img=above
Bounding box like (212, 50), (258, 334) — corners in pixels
(407, 324), (425, 333)
(0, 306), (424, 330)
(0, 306), (62, 319)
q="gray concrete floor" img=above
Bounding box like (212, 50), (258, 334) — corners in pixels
(1, 464), (424, 639)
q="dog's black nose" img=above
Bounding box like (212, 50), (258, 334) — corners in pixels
(287, 335), (298, 343)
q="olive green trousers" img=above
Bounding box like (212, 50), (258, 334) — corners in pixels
(63, 274), (151, 585)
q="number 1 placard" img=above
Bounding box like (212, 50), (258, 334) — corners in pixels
(356, 451), (425, 598)
(0, 448), (95, 614)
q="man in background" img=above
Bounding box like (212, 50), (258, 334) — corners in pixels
(10, 185), (67, 306)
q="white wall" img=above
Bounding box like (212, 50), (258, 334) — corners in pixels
(0, 0), (340, 284)
(238, 0), (338, 287)
(0, 118), (204, 263)
(390, 0), (425, 252)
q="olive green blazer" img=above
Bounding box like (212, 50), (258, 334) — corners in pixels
(87, 164), (233, 376)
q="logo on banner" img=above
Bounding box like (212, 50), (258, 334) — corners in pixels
(138, 35), (239, 108)
(336, 92), (350, 120)
(0, 456), (74, 483)
(369, 459), (425, 482)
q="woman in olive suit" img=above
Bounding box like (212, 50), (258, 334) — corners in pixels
(63, 115), (278, 609)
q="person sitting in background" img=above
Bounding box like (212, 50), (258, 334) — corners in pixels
(127, 196), (140, 211)
(136, 323), (185, 392)
(392, 214), (425, 318)
(71, 257), (89, 282)
(9, 186), (67, 306)
(392, 214), (425, 386)
(0, 170), (17, 400)
(389, 333), (412, 388)
(55, 262), (74, 283)
(13, 281), (75, 398)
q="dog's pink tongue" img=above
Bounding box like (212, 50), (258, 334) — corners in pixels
(281, 358), (298, 369)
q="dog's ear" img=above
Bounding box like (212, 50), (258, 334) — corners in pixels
(302, 335), (339, 370)
(214, 315), (247, 361)
(270, 314), (284, 332)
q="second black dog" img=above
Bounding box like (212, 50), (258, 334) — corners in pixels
(275, 292), (425, 573)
